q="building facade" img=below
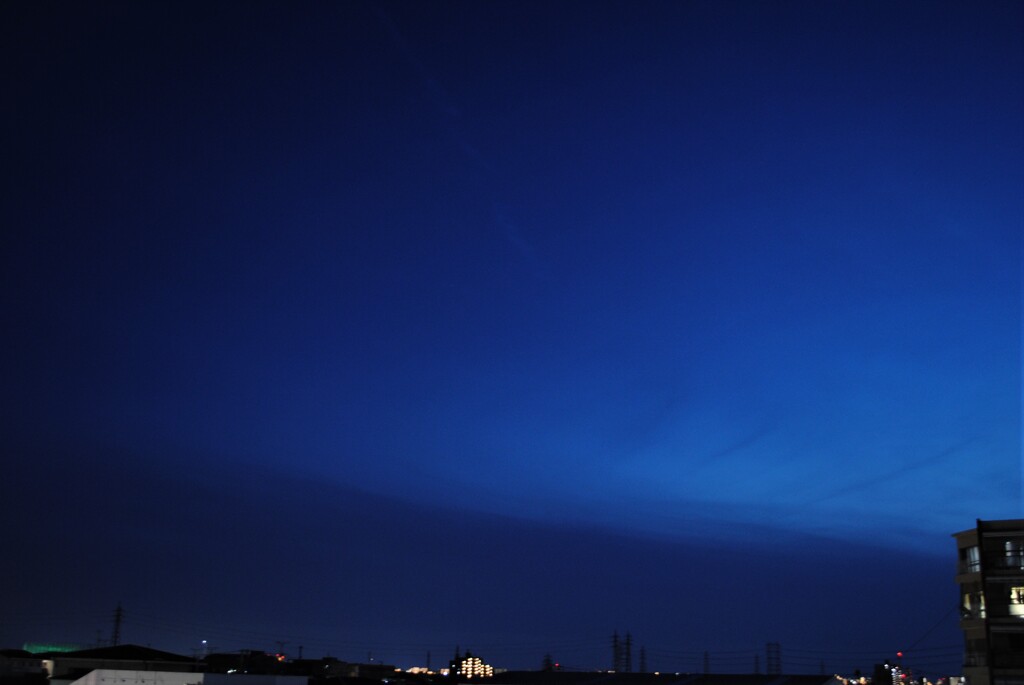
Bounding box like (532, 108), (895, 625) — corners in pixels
(953, 519), (1024, 685)
(450, 652), (493, 679)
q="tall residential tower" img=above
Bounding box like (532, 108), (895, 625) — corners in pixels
(953, 519), (1024, 685)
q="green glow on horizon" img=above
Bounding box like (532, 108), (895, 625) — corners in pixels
(22, 643), (81, 654)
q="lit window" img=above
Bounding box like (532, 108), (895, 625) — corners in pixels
(962, 591), (985, 618)
(1011, 587), (1024, 618)
(1004, 539), (1024, 569)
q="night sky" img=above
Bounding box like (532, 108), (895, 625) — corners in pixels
(2, 0), (1022, 677)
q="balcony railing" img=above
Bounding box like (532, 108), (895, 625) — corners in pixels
(992, 653), (1024, 669)
(959, 559), (982, 574)
(958, 556), (1024, 574)
(990, 554), (1024, 571)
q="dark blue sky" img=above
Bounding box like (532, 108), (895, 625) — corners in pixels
(2, 0), (1021, 676)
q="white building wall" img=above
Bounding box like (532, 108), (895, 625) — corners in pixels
(68, 671), (307, 685)
(73, 670), (203, 685)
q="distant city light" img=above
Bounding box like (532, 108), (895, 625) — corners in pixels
(456, 655), (493, 678)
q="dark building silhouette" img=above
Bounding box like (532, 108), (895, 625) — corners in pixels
(488, 672), (836, 685)
(0, 649), (47, 685)
(35, 645), (197, 680)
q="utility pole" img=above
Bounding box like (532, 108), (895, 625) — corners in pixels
(625, 633), (633, 673)
(639, 646), (647, 673)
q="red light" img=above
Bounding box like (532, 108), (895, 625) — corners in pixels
(897, 652), (903, 659)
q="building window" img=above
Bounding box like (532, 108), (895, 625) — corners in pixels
(457, 655), (494, 678)
(1011, 586), (1024, 618)
(964, 545), (981, 572)
(963, 591), (986, 618)
(1003, 539), (1024, 569)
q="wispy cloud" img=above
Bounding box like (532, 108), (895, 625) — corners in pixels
(372, 6), (541, 273)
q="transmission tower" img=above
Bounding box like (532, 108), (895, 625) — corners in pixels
(110, 604), (123, 646)
(766, 642), (782, 675)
